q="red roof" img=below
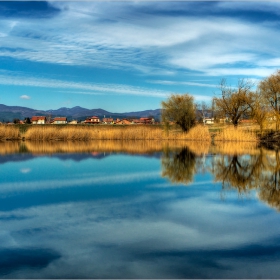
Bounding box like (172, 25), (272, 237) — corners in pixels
(140, 117), (150, 120)
(31, 116), (46, 121)
(53, 117), (67, 121)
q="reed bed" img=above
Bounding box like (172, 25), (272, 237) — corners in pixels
(24, 126), (163, 140)
(23, 125), (211, 141)
(183, 125), (211, 142)
(214, 127), (258, 142)
(0, 125), (21, 141)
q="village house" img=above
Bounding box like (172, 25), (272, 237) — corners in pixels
(84, 116), (100, 124)
(115, 119), (133, 125)
(31, 116), (47, 124)
(68, 120), (78, 124)
(131, 119), (142, 124)
(52, 117), (67, 124)
(139, 117), (154, 124)
(102, 118), (114, 124)
(204, 118), (215, 124)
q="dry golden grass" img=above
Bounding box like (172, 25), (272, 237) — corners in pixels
(214, 127), (258, 142)
(184, 125), (211, 141)
(0, 125), (21, 140)
(23, 125), (211, 141)
(24, 126), (163, 140)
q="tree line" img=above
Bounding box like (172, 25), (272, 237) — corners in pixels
(161, 69), (280, 132)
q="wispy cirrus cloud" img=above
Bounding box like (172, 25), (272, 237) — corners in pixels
(1, 1), (280, 78)
(149, 80), (219, 88)
(0, 73), (169, 98)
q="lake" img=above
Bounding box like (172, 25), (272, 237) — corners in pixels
(1, 140), (280, 278)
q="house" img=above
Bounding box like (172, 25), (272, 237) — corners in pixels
(132, 119), (142, 124)
(102, 118), (114, 124)
(84, 116), (100, 124)
(68, 120), (78, 125)
(239, 119), (257, 124)
(115, 119), (132, 125)
(139, 117), (154, 124)
(204, 118), (215, 124)
(53, 117), (67, 124)
(31, 116), (47, 124)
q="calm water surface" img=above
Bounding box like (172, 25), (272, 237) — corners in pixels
(1, 141), (280, 278)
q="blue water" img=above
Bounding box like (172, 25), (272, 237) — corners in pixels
(0, 149), (280, 278)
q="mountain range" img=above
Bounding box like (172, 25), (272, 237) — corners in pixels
(0, 104), (161, 122)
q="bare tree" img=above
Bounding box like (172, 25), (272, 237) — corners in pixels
(258, 70), (280, 130)
(250, 91), (268, 133)
(196, 101), (210, 124)
(213, 79), (254, 127)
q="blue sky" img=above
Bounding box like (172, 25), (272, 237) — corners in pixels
(1, 1), (280, 112)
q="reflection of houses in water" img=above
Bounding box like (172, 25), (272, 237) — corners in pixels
(90, 152), (109, 159)
(50, 153), (110, 161)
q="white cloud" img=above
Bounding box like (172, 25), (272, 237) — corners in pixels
(0, 190), (279, 278)
(20, 168), (31, 174)
(20, 95), (31, 100)
(0, 170), (160, 194)
(1, 2), (280, 78)
(149, 80), (218, 88)
(0, 74), (169, 98)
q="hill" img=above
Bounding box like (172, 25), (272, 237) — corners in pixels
(0, 104), (161, 122)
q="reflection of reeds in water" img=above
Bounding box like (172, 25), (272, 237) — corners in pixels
(19, 140), (203, 154)
(211, 142), (259, 155)
(0, 125), (21, 140)
(214, 127), (257, 142)
(184, 141), (210, 155)
(0, 139), (212, 156)
(0, 141), (22, 155)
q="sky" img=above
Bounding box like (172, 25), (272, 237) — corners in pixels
(0, 1), (280, 112)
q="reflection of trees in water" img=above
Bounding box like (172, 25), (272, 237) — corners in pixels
(162, 146), (280, 211)
(212, 148), (280, 211)
(161, 147), (197, 185)
(212, 149), (268, 194)
(258, 150), (280, 211)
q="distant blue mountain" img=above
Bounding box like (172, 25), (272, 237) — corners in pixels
(0, 104), (161, 122)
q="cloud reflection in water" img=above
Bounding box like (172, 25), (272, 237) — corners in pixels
(0, 142), (280, 277)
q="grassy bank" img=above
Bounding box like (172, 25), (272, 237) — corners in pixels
(0, 123), (265, 143)
(0, 124), (211, 141)
(214, 127), (258, 142)
(0, 125), (21, 141)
